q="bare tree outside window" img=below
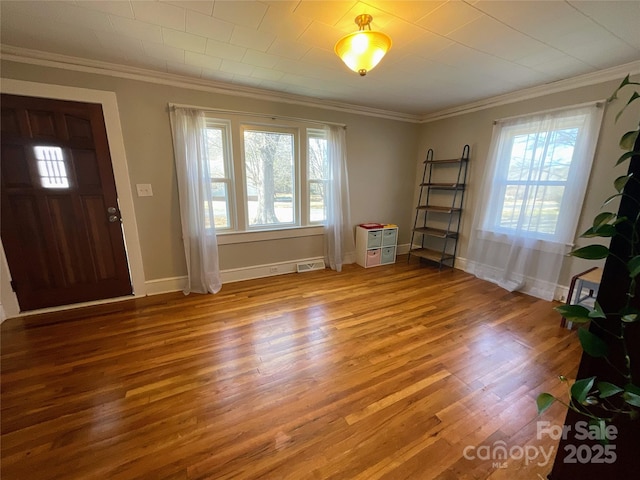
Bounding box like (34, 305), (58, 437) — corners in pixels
(498, 126), (579, 235)
(243, 129), (294, 226)
(308, 133), (328, 222)
(205, 125), (232, 229)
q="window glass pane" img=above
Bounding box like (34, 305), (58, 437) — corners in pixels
(308, 134), (328, 222)
(34, 146), (69, 189)
(244, 130), (294, 226)
(309, 181), (326, 222)
(499, 184), (565, 235)
(206, 127), (226, 178)
(308, 136), (327, 180)
(211, 181), (230, 229)
(507, 128), (576, 182)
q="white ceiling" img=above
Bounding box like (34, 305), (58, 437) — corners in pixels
(1, 1), (640, 117)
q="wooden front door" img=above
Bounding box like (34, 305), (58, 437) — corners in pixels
(1, 94), (132, 311)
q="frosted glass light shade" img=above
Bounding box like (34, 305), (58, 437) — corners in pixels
(334, 22), (391, 76)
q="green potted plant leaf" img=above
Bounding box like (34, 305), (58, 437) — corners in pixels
(538, 75), (640, 426)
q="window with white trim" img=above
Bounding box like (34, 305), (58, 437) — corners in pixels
(482, 105), (604, 243)
(307, 129), (328, 223)
(242, 125), (296, 228)
(205, 119), (234, 229)
(205, 114), (330, 232)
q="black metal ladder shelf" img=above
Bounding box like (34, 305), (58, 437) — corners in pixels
(408, 144), (469, 269)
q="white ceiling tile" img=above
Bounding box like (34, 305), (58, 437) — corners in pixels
(242, 49), (281, 69)
(186, 50), (221, 69)
(258, 9), (312, 39)
(94, 30), (145, 57)
(515, 49), (567, 69)
(204, 38), (246, 61)
(272, 57), (314, 76)
(301, 47), (342, 67)
(473, 1), (591, 42)
(110, 16), (164, 43)
(298, 21), (345, 50)
(142, 40), (185, 63)
(382, 17), (433, 50)
(220, 59), (254, 76)
(531, 55), (594, 79)
(250, 66), (284, 82)
(162, 28), (207, 53)
(570, 1), (640, 48)
(401, 31), (454, 60)
(163, 1), (214, 16)
(447, 14), (545, 62)
(0, 1), (66, 22)
(334, 2), (392, 32)
(186, 10), (233, 42)
(417, 1), (483, 36)
(294, 0), (354, 27)
(267, 38), (312, 60)
(126, 54), (168, 71)
(370, 1), (446, 23)
(48, 2), (116, 32)
(166, 60), (203, 77)
(77, 0), (135, 19)
(132, 0), (185, 31)
(201, 67), (235, 82)
(229, 25), (276, 52)
(563, 38), (640, 69)
(260, 1), (299, 15)
(212, 0), (268, 29)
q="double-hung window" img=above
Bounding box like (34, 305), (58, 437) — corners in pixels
(467, 103), (604, 300)
(204, 114), (330, 232)
(482, 104), (604, 245)
(205, 119), (234, 230)
(242, 125), (296, 228)
(307, 129), (329, 223)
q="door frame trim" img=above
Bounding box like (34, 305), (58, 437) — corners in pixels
(1, 79), (146, 319)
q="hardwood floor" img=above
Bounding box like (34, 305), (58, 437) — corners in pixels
(1, 258), (581, 479)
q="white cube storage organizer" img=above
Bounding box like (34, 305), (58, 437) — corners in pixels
(356, 225), (398, 268)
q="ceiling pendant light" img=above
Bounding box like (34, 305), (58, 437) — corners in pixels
(334, 14), (392, 76)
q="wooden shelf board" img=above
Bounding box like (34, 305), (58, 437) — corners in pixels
(424, 158), (464, 164)
(419, 183), (465, 189)
(413, 227), (458, 239)
(409, 248), (455, 264)
(416, 205), (461, 213)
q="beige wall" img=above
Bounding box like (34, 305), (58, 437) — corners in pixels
(1, 60), (419, 283)
(417, 76), (640, 289)
(3, 59), (636, 295)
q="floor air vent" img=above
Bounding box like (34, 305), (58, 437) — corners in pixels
(296, 260), (326, 273)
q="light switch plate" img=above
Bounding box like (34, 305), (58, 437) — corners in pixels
(136, 183), (153, 197)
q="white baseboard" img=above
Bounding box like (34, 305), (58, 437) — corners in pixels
(144, 276), (189, 296)
(397, 243), (411, 255)
(458, 256), (569, 302)
(144, 256), (328, 295)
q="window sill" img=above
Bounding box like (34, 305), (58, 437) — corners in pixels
(217, 225), (324, 245)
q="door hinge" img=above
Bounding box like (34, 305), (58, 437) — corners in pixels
(10, 280), (17, 292)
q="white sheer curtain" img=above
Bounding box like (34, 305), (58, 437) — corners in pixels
(466, 103), (604, 300)
(324, 125), (356, 271)
(169, 107), (222, 294)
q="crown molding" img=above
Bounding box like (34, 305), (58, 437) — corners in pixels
(0, 45), (421, 124)
(3, 45), (639, 125)
(419, 60), (640, 123)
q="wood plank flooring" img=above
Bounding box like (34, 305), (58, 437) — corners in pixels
(1, 258), (582, 479)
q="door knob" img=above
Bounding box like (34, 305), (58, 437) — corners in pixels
(108, 215), (119, 223)
(107, 207), (117, 214)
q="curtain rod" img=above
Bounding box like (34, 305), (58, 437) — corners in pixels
(493, 99), (606, 125)
(168, 102), (346, 128)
